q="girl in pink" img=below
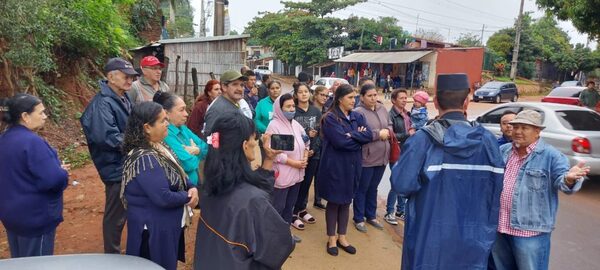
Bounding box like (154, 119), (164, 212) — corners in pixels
(266, 93), (309, 243)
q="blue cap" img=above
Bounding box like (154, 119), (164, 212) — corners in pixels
(104, 58), (138, 75)
(436, 73), (469, 92)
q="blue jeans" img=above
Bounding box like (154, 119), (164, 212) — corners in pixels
(353, 165), (386, 223)
(492, 232), (551, 270)
(385, 163), (405, 215)
(6, 228), (56, 258)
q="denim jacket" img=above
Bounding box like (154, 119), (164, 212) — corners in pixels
(499, 139), (583, 233)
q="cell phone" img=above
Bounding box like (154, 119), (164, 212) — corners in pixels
(271, 134), (295, 151)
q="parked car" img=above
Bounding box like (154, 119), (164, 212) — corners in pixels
(475, 102), (600, 176)
(473, 81), (519, 103)
(0, 254), (163, 270)
(310, 77), (350, 92)
(560, 80), (582, 87)
(541, 86), (585, 106)
(253, 65), (271, 77)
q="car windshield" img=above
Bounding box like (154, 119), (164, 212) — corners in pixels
(257, 66), (268, 70)
(316, 80), (326, 86)
(548, 87), (582, 98)
(555, 110), (600, 131)
(480, 82), (504, 89)
(561, 81), (579, 87)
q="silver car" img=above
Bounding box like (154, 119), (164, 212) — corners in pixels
(476, 102), (600, 176)
(0, 254), (164, 270)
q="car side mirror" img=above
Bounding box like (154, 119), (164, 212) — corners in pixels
(476, 116), (482, 122)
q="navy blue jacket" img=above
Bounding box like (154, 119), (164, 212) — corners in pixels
(80, 80), (130, 182)
(0, 125), (68, 236)
(317, 107), (372, 204)
(391, 112), (504, 270)
(124, 154), (193, 270)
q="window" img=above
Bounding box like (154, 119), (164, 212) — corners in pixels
(556, 110), (600, 131)
(316, 79), (326, 86)
(548, 87), (583, 98)
(478, 106), (522, 124)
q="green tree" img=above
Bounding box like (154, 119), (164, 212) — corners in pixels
(536, 0), (600, 40)
(281, 0), (367, 18)
(161, 0), (195, 38)
(341, 16), (410, 51)
(486, 31), (513, 59)
(456, 33), (482, 47)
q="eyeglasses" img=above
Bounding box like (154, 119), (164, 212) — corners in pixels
(318, 94), (328, 97)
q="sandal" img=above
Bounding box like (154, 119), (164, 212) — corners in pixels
(299, 210), (316, 224)
(291, 217), (305, 230)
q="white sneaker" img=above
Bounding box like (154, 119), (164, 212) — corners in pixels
(384, 213), (398, 225)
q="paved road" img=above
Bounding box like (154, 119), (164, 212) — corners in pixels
(377, 96), (600, 270)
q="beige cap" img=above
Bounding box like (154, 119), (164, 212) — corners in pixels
(509, 110), (545, 129)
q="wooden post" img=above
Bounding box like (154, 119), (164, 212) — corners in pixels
(184, 60), (189, 105)
(175, 55), (181, 93)
(192, 67), (198, 101)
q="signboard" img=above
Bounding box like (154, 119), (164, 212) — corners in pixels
(328, 46), (344, 59)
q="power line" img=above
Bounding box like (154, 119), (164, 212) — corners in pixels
(445, 0), (514, 22)
(370, 0), (508, 29)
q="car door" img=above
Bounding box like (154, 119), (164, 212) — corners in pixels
(500, 85), (510, 99)
(477, 105), (523, 137)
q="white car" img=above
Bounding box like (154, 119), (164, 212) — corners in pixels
(476, 102), (600, 176)
(253, 65), (272, 77)
(310, 77), (350, 92)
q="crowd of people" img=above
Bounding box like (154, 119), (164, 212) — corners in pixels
(0, 55), (593, 270)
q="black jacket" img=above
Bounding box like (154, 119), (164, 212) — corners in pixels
(80, 80), (130, 182)
(389, 106), (411, 147)
(294, 104), (322, 160)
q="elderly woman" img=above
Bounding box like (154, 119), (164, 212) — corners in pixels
(0, 94), (69, 258)
(187, 79), (222, 138)
(154, 91), (208, 185)
(121, 102), (199, 270)
(194, 111), (295, 270)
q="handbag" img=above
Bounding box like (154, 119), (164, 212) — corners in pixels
(389, 128), (401, 164)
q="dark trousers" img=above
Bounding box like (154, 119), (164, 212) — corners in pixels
(353, 165), (386, 223)
(6, 228), (56, 258)
(293, 158), (320, 215)
(103, 181), (127, 254)
(272, 183), (301, 224)
(326, 202), (350, 236)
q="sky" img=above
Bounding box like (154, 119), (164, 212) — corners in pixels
(189, 0), (596, 47)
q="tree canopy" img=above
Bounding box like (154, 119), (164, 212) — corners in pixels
(281, 0), (366, 18)
(536, 0), (600, 40)
(456, 33), (482, 47)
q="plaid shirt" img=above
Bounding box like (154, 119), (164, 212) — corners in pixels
(497, 140), (541, 237)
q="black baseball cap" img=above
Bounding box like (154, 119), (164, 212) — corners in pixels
(104, 57), (138, 75)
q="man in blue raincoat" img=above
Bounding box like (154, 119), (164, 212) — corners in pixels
(391, 74), (504, 270)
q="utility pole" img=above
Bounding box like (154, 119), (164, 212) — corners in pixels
(214, 0), (225, 36)
(415, 14), (420, 34)
(447, 28), (451, 42)
(199, 0), (206, 37)
(480, 24), (485, 45)
(509, 0), (525, 80)
(359, 26), (364, 50)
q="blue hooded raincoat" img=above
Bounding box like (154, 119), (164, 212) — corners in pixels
(391, 112), (504, 270)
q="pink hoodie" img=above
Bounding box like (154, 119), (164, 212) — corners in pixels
(266, 96), (309, 189)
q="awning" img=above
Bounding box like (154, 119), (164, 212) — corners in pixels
(334, 50), (433, 64)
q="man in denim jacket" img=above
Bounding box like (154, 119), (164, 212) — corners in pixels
(492, 110), (590, 270)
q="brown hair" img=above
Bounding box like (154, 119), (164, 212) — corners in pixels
(197, 79), (220, 102)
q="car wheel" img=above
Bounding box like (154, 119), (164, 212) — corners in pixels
(494, 95), (501, 104)
(511, 94), (518, 102)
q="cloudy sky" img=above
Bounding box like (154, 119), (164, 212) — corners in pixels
(190, 0), (595, 47)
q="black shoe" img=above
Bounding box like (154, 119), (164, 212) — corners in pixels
(313, 202), (326, 210)
(336, 240), (356, 254)
(327, 242), (338, 256)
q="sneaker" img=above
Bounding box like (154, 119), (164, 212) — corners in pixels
(292, 234), (302, 243)
(367, 219), (384, 230)
(384, 213), (398, 225)
(354, 222), (367, 233)
(396, 212), (405, 221)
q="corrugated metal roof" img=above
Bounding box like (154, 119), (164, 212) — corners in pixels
(159, 34), (250, 44)
(334, 50), (433, 64)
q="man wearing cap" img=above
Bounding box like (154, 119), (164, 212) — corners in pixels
(128, 55), (169, 104)
(491, 110), (588, 270)
(203, 70), (252, 135)
(391, 74), (505, 269)
(80, 57), (138, 253)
